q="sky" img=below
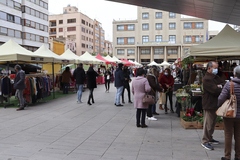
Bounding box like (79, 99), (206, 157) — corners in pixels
(49, 0), (228, 42)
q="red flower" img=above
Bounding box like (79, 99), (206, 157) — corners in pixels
(199, 113), (203, 116)
(182, 97), (186, 101)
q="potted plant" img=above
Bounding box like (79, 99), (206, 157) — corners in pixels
(180, 108), (197, 129)
(215, 116), (224, 130)
(195, 112), (204, 129)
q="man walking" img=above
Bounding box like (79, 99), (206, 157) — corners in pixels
(14, 65), (26, 111)
(73, 63), (86, 103)
(114, 63), (124, 107)
(201, 61), (225, 150)
(122, 66), (132, 104)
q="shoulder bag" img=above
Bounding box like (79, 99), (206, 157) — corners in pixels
(216, 81), (237, 118)
(142, 87), (155, 105)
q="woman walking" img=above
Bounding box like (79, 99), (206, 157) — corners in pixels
(104, 68), (111, 92)
(218, 66), (240, 160)
(61, 67), (72, 94)
(132, 68), (151, 128)
(160, 68), (174, 114)
(86, 66), (98, 105)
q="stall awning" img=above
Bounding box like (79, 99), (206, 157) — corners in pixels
(96, 54), (114, 64)
(79, 52), (104, 64)
(60, 49), (83, 64)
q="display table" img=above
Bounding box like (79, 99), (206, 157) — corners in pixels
(96, 76), (105, 84)
(173, 83), (184, 92)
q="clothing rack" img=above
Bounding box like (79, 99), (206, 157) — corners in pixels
(4, 62), (14, 108)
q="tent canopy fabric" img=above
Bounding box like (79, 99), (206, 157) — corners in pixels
(129, 60), (142, 66)
(121, 59), (135, 66)
(159, 61), (171, 66)
(186, 25), (240, 61)
(34, 45), (75, 63)
(60, 49), (83, 64)
(0, 39), (46, 62)
(79, 52), (104, 64)
(104, 55), (116, 62)
(96, 54), (114, 64)
(112, 56), (126, 64)
(147, 61), (160, 66)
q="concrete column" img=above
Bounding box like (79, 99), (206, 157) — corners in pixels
(164, 46), (167, 62)
(135, 46), (138, 62)
(150, 46), (154, 62)
(137, 47), (140, 63)
(178, 46), (181, 58)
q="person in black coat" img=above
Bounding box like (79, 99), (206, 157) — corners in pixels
(122, 66), (132, 104)
(104, 68), (111, 92)
(73, 63), (86, 103)
(86, 66), (98, 105)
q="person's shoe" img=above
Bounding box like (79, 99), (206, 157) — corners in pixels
(77, 101), (83, 104)
(116, 104), (123, 107)
(92, 100), (95, 104)
(107, 90), (109, 93)
(201, 143), (214, 150)
(129, 101), (133, 103)
(122, 101), (125, 104)
(141, 124), (148, 128)
(16, 108), (24, 111)
(87, 102), (92, 105)
(152, 112), (159, 115)
(221, 157), (230, 160)
(136, 124), (141, 127)
(159, 105), (164, 110)
(147, 117), (157, 121)
(209, 139), (219, 145)
(114, 103), (116, 106)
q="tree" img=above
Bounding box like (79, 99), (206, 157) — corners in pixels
(92, 52), (96, 56)
(103, 52), (108, 57)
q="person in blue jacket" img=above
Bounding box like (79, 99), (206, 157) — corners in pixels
(114, 63), (124, 107)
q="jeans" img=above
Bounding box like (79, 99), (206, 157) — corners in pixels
(76, 84), (83, 102)
(63, 82), (69, 94)
(115, 86), (124, 105)
(16, 89), (24, 109)
(165, 91), (173, 112)
(152, 104), (156, 113)
(136, 109), (147, 125)
(105, 80), (110, 90)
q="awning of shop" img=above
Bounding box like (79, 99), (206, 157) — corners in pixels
(96, 54), (114, 64)
(79, 52), (104, 64)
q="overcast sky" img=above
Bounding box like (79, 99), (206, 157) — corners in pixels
(49, 0), (228, 42)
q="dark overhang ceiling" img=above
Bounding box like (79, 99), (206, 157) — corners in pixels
(107, 0), (240, 25)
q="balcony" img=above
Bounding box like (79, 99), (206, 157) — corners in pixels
(49, 32), (56, 35)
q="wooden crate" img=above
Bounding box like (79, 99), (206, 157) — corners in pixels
(197, 121), (203, 129)
(181, 118), (198, 129)
(180, 111), (185, 117)
(215, 123), (224, 130)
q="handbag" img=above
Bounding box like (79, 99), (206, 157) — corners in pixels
(142, 87), (155, 105)
(159, 92), (166, 105)
(216, 81), (237, 118)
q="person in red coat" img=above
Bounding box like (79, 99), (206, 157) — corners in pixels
(160, 68), (174, 114)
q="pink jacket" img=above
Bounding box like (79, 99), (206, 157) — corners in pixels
(132, 76), (151, 109)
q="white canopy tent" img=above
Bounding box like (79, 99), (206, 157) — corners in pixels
(60, 49), (86, 64)
(147, 61), (160, 66)
(0, 39), (46, 63)
(159, 61), (171, 66)
(79, 52), (104, 64)
(112, 56), (125, 63)
(129, 60), (142, 66)
(186, 25), (240, 62)
(34, 45), (75, 63)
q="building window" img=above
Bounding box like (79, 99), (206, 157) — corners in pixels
(184, 23), (192, 29)
(169, 12), (176, 18)
(167, 48), (177, 54)
(82, 19), (85, 24)
(117, 38), (124, 44)
(127, 49), (135, 55)
(141, 59), (150, 63)
(0, 11), (7, 20)
(156, 35), (162, 42)
(67, 18), (76, 23)
(0, 27), (7, 35)
(169, 23), (176, 29)
(154, 48), (164, 55)
(7, 29), (14, 37)
(156, 23), (162, 30)
(7, 14), (14, 22)
(195, 22), (203, 29)
(117, 49), (124, 55)
(95, 39), (99, 43)
(156, 12), (162, 19)
(142, 36), (149, 43)
(15, 30), (21, 38)
(30, 21), (35, 28)
(195, 35), (204, 43)
(141, 49), (150, 55)
(67, 27), (76, 31)
(127, 24), (135, 30)
(82, 35), (85, 40)
(142, 13), (149, 19)
(25, 20), (30, 27)
(82, 43), (85, 48)
(117, 25), (124, 31)
(142, 23), (149, 30)
(184, 36), (192, 43)
(59, 28), (63, 32)
(95, 27), (99, 31)
(59, 20), (63, 24)
(169, 35), (176, 43)
(14, 2), (21, 11)
(82, 27), (85, 33)
(15, 16), (21, 24)
(127, 37), (135, 44)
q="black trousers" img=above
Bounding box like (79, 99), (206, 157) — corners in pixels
(88, 88), (94, 102)
(165, 91), (173, 112)
(136, 109), (147, 125)
(122, 84), (131, 102)
(105, 80), (110, 90)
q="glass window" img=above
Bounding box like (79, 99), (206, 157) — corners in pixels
(25, 7), (30, 14)
(127, 24), (135, 30)
(44, 37), (48, 43)
(156, 23), (162, 30)
(127, 49), (135, 55)
(154, 48), (164, 55)
(40, 1), (43, 7)
(40, 13), (43, 19)
(167, 49), (177, 54)
(31, 34), (35, 41)
(195, 35), (203, 43)
(36, 0), (39, 5)
(36, 35), (40, 41)
(40, 36), (44, 42)
(195, 22), (203, 29)
(14, 2), (21, 10)
(117, 49), (124, 55)
(117, 38), (124, 44)
(142, 23), (149, 30)
(184, 36), (191, 43)
(156, 35), (162, 42)
(117, 25), (124, 31)
(7, 0), (13, 8)
(141, 49), (150, 55)
(31, 21), (35, 28)
(30, 0), (35, 3)
(169, 35), (176, 43)
(0, 11), (7, 20)
(40, 24), (43, 30)
(0, 0), (7, 5)
(15, 16), (21, 24)
(15, 30), (21, 38)
(67, 18), (76, 23)
(44, 14), (48, 21)
(184, 23), (192, 29)
(82, 27), (85, 32)
(30, 8), (35, 16)
(156, 12), (162, 18)
(127, 37), (135, 44)
(58, 28), (62, 32)
(43, 2), (48, 9)
(0, 27), (7, 35)
(169, 12), (176, 18)
(169, 23), (176, 29)
(35, 11), (39, 18)
(142, 13), (149, 19)
(25, 20), (30, 27)
(7, 14), (14, 22)
(59, 20), (63, 24)
(8, 28), (14, 37)
(44, 26), (48, 32)
(26, 33), (31, 40)
(142, 36), (149, 43)
(36, 23), (39, 29)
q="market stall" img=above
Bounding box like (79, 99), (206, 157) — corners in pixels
(147, 61), (160, 66)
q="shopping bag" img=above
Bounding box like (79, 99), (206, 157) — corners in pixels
(159, 92), (166, 105)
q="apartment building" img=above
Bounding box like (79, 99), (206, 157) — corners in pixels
(104, 40), (113, 55)
(0, 0), (49, 51)
(93, 20), (105, 55)
(113, 7), (209, 64)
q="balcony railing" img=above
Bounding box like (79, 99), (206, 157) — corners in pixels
(49, 32), (56, 35)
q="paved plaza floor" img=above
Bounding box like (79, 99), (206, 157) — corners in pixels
(0, 82), (227, 160)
